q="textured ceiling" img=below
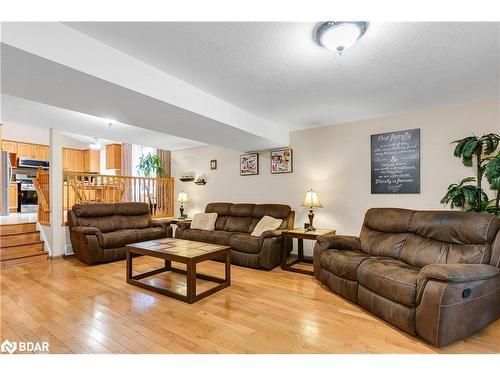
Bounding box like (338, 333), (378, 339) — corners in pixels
(66, 22), (500, 130)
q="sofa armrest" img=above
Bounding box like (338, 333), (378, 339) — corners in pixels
(418, 263), (500, 284)
(148, 219), (173, 229)
(316, 234), (361, 251)
(260, 230), (283, 240)
(176, 221), (191, 229)
(314, 235), (361, 280)
(415, 263), (500, 347)
(71, 226), (102, 235)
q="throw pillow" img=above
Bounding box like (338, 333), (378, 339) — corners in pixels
(251, 215), (283, 237)
(190, 212), (218, 231)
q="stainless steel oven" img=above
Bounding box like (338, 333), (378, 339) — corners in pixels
(15, 174), (38, 213)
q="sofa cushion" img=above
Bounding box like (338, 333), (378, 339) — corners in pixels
(115, 202), (150, 216)
(229, 233), (260, 254)
(73, 203), (116, 218)
(100, 229), (138, 249)
(77, 215), (122, 233)
(224, 204), (255, 233)
(225, 216), (254, 233)
(191, 212), (218, 231)
(205, 202), (232, 231)
(357, 258), (419, 306)
(359, 208), (414, 258)
(203, 230), (233, 245)
(251, 215), (283, 237)
(135, 227), (166, 242)
(320, 249), (371, 281)
(119, 213), (150, 230)
(399, 211), (500, 267)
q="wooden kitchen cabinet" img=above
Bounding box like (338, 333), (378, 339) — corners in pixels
(84, 149), (100, 173)
(33, 144), (49, 160)
(8, 184), (18, 212)
(63, 148), (85, 172)
(1, 140), (17, 154)
(17, 142), (35, 158)
(106, 144), (122, 170)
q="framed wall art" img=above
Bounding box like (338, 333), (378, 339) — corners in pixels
(240, 153), (259, 176)
(271, 148), (293, 174)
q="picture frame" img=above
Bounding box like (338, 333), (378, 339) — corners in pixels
(240, 153), (259, 176)
(270, 148), (293, 174)
(210, 160), (217, 170)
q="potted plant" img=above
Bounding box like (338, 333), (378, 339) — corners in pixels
(441, 133), (500, 215)
(485, 152), (500, 215)
(137, 153), (165, 215)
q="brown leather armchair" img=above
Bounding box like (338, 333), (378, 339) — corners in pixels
(314, 208), (500, 347)
(175, 203), (295, 269)
(68, 202), (173, 265)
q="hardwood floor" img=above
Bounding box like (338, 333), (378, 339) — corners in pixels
(1, 256), (499, 354)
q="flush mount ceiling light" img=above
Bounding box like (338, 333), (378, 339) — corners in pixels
(316, 21), (369, 55)
(89, 137), (102, 150)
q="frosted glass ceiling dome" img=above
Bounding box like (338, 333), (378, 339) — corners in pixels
(316, 21), (369, 55)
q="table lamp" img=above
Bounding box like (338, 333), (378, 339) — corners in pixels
(177, 191), (189, 219)
(301, 189), (323, 231)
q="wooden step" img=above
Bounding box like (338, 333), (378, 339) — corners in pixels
(0, 241), (45, 260)
(0, 231), (41, 247)
(1, 252), (48, 268)
(0, 222), (37, 235)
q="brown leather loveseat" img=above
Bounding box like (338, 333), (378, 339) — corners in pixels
(68, 202), (173, 265)
(176, 202), (295, 269)
(314, 208), (500, 347)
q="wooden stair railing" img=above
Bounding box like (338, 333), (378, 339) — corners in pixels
(34, 167), (50, 225)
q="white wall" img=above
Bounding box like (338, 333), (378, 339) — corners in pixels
(172, 99), (500, 254)
(2, 121), (89, 148)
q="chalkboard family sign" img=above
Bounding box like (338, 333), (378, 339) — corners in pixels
(371, 128), (420, 194)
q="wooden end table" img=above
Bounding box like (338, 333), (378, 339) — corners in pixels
(126, 238), (230, 304)
(281, 228), (336, 275)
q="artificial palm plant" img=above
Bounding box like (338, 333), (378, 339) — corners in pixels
(452, 133), (500, 209)
(440, 177), (487, 210)
(137, 153), (165, 213)
(442, 133), (500, 215)
(485, 152), (500, 215)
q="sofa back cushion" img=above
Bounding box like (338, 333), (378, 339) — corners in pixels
(224, 204), (256, 232)
(400, 211), (500, 267)
(116, 203), (151, 230)
(205, 202), (232, 230)
(360, 208), (414, 258)
(250, 204), (291, 232)
(71, 202), (150, 233)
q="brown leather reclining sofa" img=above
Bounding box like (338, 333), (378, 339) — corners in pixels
(176, 202), (295, 269)
(314, 208), (500, 347)
(68, 202), (172, 264)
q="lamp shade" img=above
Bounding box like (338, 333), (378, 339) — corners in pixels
(301, 189), (323, 208)
(177, 191), (189, 204)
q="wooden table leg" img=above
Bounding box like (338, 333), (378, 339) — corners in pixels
(186, 260), (196, 303)
(298, 238), (304, 262)
(126, 251), (133, 281)
(281, 234), (288, 268)
(165, 259), (171, 271)
(225, 250), (231, 286)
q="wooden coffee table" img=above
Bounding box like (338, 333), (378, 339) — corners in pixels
(126, 238), (231, 304)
